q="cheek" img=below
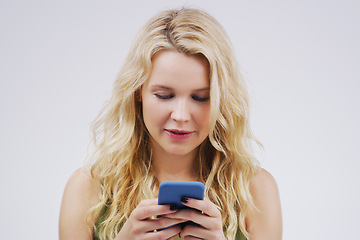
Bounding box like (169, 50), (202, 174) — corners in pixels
(194, 104), (211, 129)
(142, 100), (168, 128)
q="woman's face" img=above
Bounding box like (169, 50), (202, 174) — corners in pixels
(141, 51), (211, 157)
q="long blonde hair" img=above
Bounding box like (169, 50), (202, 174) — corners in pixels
(87, 8), (260, 240)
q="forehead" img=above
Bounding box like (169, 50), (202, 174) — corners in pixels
(147, 51), (210, 89)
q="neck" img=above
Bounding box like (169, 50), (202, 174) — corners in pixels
(151, 146), (199, 183)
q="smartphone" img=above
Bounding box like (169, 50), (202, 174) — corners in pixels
(158, 181), (205, 207)
(158, 181), (205, 229)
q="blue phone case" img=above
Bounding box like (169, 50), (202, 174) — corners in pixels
(158, 181), (205, 230)
(158, 181), (205, 207)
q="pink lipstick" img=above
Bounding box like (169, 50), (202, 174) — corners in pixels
(165, 129), (193, 141)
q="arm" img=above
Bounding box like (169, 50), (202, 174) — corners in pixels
(59, 169), (186, 240)
(246, 168), (282, 240)
(59, 168), (99, 240)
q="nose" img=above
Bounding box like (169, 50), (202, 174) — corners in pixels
(171, 99), (191, 122)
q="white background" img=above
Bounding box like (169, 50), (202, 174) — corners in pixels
(1, 0), (359, 239)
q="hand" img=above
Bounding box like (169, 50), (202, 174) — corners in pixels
(114, 198), (186, 240)
(168, 197), (226, 240)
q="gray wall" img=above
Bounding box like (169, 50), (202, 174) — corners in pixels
(1, 0), (359, 239)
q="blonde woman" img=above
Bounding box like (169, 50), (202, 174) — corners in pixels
(59, 8), (282, 240)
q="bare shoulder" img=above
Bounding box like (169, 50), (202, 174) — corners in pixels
(251, 168), (279, 192)
(59, 168), (99, 240)
(246, 168), (282, 240)
(65, 168), (97, 195)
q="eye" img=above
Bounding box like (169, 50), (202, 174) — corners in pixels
(155, 94), (174, 100)
(192, 95), (210, 102)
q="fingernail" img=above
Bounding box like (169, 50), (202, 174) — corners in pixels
(170, 205), (178, 211)
(180, 197), (188, 203)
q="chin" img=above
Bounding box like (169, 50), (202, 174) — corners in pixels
(164, 146), (196, 157)
(167, 149), (192, 156)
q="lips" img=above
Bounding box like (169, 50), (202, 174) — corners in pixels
(165, 129), (194, 141)
(166, 129), (193, 134)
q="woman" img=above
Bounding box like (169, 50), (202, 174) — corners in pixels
(59, 8), (282, 240)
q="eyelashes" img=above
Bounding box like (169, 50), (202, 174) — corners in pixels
(155, 94), (209, 102)
(191, 95), (209, 102)
(155, 94), (174, 100)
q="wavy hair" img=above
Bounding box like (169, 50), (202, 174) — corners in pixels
(87, 8), (260, 240)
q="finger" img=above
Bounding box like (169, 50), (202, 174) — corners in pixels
(181, 197), (221, 218)
(184, 237), (202, 240)
(143, 224), (182, 240)
(137, 198), (158, 207)
(168, 205), (224, 231)
(166, 208), (218, 230)
(181, 236), (202, 240)
(181, 224), (213, 239)
(128, 213), (185, 234)
(133, 204), (178, 220)
(151, 217), (188, 232)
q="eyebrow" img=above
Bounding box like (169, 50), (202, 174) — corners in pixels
(194, 87), (210, 92)
(150, 84), (210, 92)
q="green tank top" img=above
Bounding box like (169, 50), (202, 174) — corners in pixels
(94, 205), (246, 240)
